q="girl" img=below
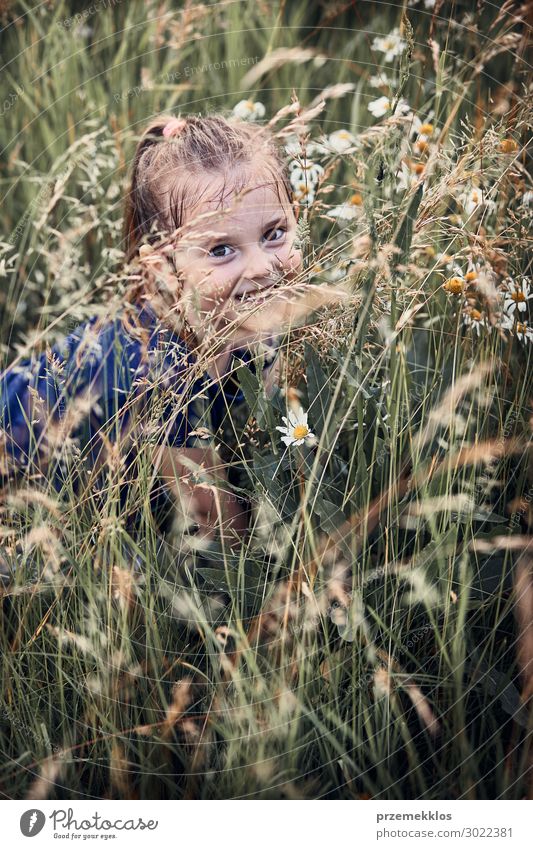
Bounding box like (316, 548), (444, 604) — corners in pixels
(0, 112), (304, 552)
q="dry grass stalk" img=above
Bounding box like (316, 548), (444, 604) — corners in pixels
(25, 753), (65, 800)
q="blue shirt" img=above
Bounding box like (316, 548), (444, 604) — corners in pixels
(0, 299), (279, 490)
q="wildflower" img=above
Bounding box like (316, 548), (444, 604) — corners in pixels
(443, 276), (465, 295)
(328, 257), (353, 282)
(275, 406), (316, 447)
(368, 96), (391, 118)
(462, 257), (488, 286)
(328, 193), (364, 221)
(515, 321), (533, 344)
(463, 306), (491, 336)
(396, 160), (423, 192)
(410, 118), (438, 151)
(289, 159), (324, 186)
(368, 95), (411, 118)
(371, 27), (406, 62)
(498, 311), (514, 332)
(368, 72), (397, 89)
(499, 312), (533, 344)
(232, 99), (266, 120)
(414, 138), (429, 155)
(284, 137), (326, 158)
(461, 185), (496, 217)
(325, 129), (357, 153)
(503, 276), (532, 316)
(499, 138), (519, 154)
(291, 180), (316, 206)
(437, 253), (464, 277)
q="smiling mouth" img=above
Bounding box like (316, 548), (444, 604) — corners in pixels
(235, 283), (277, 304)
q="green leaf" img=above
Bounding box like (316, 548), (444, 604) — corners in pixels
(313, 495), (347, 534)
(236, 364), (270, 429)
(252, 450), (282, 500)
(395, 182), (424, 268)
(305, 342), (333, 439)
(236, 364), (260, 411)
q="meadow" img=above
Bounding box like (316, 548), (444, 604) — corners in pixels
(0, 0), (532, 799)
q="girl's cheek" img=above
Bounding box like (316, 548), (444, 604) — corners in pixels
(286, 246), (303, 275)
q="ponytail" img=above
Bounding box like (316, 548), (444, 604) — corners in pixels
(122, 117), (174, 264)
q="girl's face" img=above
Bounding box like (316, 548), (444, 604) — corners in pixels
(170, 165), (303, 349)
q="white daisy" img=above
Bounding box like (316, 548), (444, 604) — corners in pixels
(368, 96), (391, 118)
(497, 311), (514, 332)
(328, 258), (352, 282)
(284, 137), (327, 158)
(325, 129), (357, 153)
(462, 307), (491, 336)
(368, 72), (397, 89)
(291, 180), (316, 206)
(275, 406), (316, 447)
(368, 95), (411, 118)
(436, 253), (464, 277)
(503, 276), (532, 315)
(396, 160), (421, 192)
(371, 27), (406, 62)
(328, 192), (365, 221)
(461, 185), (496, 217)
(289, 159), (324, 186)
(515, 320), (533, 344)
(232, 99), (266, 121)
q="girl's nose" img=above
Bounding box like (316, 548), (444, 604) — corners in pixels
(242, 249), (280, 285)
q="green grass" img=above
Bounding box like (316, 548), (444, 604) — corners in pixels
(0, 0), (532, 800)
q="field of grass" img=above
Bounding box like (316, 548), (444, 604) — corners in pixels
(0, 0), (532, 800)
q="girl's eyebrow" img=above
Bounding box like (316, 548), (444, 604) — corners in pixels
(201, 215), (288, 245)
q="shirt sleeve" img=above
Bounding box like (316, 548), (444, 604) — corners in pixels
(0, 314), (138, 477)
(0, 347), (69, 478)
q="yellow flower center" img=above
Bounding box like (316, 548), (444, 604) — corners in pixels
(339, 130), (350, 139)
(499, 138), (518, 153)
(420, 123), (434, 135)
(444, 277), (464, 294)
(512, 291), (526, 301)
(465, 271), (477, 282)
(293, 425), (309, 440)
(517, 322), (527, 334)
(414, 163), (425, 174)
(245, 100), (254, 109)
(350, 193), (363, 205)
(470, 309), (482, 321)
(416, 139), (429, 153)
(471, 190), (479, 203)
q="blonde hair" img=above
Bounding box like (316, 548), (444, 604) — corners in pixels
(122, 112), (293, 265)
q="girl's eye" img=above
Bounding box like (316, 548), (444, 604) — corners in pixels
(208, 244), (234, 258)
(263, 226), (286, 243)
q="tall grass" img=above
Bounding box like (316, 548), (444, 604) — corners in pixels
(0, 0), (532, 799)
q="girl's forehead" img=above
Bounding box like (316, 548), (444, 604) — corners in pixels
(180, 166), (291, 228)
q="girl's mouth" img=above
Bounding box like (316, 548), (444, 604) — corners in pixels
(235, 283), (277, 305)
